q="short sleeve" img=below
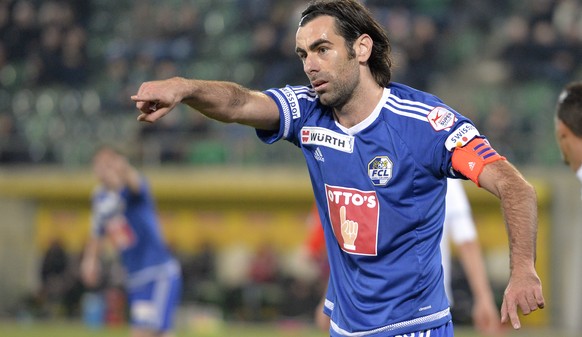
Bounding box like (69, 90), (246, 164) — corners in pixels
(256, 85), (319, 146)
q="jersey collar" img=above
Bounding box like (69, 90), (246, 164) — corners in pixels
(335, 88), (390, 136)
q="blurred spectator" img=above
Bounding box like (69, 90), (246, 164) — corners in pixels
(480, 103), (519, 161)
(60, 25), (89, 86)
(499, 15), (533, 82)
(39, 238), (69, 315)
(36, 25), (63, 85)
(248, 243), (279, 285)
(243, 242), (281, 321)
(181, 241), (218, 303)
(4, 0), (39, 61)
(0, 112), (29, 163)
(498, 5), (581, 87)
(400, 15), (439, 90)
(61, 250), (87, 319)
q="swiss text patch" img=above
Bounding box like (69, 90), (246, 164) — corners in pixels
(445, 123), (480, 151)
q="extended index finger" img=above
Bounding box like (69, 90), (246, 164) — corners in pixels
(130, 95), (152, 110)
(502, 295), (521, 330)
(131, 95), (158, 105)
(340, 206), (346, 224)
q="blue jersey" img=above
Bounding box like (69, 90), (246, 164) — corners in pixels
(258, 82), (481, 336)
(91, 178), (177, 283)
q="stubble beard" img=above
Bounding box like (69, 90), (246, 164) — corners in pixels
(318, 66), (359, 110)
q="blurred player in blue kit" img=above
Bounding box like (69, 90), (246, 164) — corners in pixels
(81, 146), (182, 337)
(132, 1), (544, 336)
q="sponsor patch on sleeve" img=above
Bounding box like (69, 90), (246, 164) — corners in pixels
(427, 107), (456, 131)
(445, 123), (481, 151)
(280, 87), (301, 119)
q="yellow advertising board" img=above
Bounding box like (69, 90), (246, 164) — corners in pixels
(1, 168), (550, 326)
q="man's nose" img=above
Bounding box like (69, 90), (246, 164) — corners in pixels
(304, 54), (319, 74)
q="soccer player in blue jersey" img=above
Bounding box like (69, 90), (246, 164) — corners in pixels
(131, 1), (544, 336)
(81, 146), (182, 337)
(307, 179), (504, 336)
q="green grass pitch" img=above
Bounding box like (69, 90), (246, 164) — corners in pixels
(0, 320), (577, 337)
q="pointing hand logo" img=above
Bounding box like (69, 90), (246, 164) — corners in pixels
(340, 206), (358, 250)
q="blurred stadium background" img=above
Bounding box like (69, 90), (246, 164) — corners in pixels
(0, 0), (581, 336)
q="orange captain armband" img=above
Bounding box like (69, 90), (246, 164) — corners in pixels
(451, 137), (506, 186)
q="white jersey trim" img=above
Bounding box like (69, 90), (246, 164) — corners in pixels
(330, 307), (450, 337)
(385, 105), (429, 123)
(294, 86), (317, 102)
(267, 89), (292, 139)
(325, 298), (335, 311)
(388, 93), (434, 111)
(336, 88), (390, 136)
(385, 91), (438, 123)
(127, 259), (181, 289)
(131, 275), (170, 329)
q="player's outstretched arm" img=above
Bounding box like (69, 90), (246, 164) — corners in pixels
(477, 160), (545, 330)
(112, 154), (141, 195)
(131, 77), (280, 131)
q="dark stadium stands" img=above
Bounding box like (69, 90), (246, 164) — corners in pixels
(1, 0), (580, 166)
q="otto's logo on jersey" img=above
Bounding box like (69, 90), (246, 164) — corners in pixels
(368, 156), (393, 186)
(301, 127), (354, 153)
(427, 107), (456, 131)
(106, 215), (136, 250)
(445, 122), (481, 151)
(281, 87), (300, 119)
(325, 185), (379, 256)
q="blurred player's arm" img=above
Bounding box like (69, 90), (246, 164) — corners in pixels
(131, 77), (280, 130)
(115, 155), (142, 195)
(80, 237), (104, 288)
(456, 240), (503, 336)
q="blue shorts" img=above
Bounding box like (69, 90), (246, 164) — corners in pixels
(127, 272), (182, 332)
(391, 321), (453, 337)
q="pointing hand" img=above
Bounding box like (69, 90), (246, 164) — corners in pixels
(340, 206), (358, 250)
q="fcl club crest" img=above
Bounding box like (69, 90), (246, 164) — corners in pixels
(368, 156), (393, 186)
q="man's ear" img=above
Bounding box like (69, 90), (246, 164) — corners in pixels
(356, 34), (373, 61)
